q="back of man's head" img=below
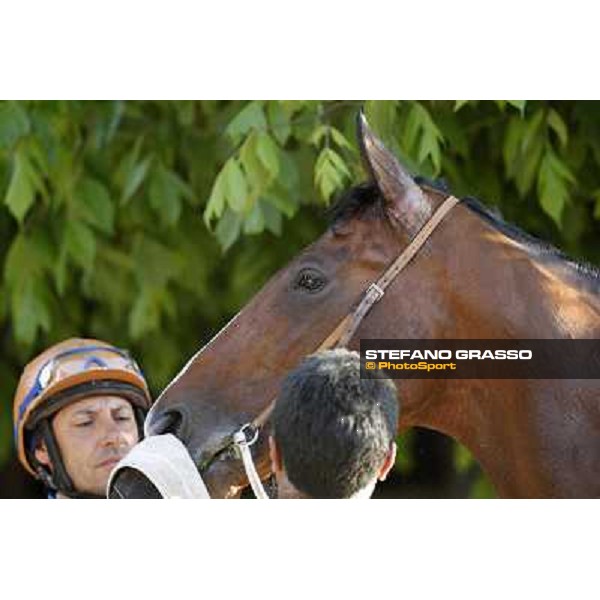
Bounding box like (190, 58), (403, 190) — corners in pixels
(271, 349), (399, 498)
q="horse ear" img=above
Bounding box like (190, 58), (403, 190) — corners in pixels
(357, 111), (432, 233)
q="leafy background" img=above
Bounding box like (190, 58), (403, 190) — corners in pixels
(1, 100), (598, 498)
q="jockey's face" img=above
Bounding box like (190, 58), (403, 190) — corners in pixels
(35, 395), (139, 496)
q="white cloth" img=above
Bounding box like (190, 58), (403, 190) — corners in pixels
(107, 433), (211, 499)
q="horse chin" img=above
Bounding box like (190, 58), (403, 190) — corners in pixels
(201, 458), (249, 499)
(201, 446), (274, 499)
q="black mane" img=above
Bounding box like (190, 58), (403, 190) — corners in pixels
(329, 179), (600, 289)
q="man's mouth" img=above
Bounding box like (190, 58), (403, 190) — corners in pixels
(96, 456), (123, 469)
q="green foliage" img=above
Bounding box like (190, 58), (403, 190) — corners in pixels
(4, 147), (44, 223)
(1, 101), (599, 499)
(403, 102), (444, 174)
(0, 101), (30, 148)
(454, 441), (496, 498)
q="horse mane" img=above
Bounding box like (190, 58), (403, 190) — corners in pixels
(329, 178), (600, 291)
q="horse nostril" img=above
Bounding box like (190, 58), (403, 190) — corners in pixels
(147, 408), (189, 442)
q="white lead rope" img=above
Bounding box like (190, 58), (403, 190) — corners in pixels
(233, 427), (270, 500)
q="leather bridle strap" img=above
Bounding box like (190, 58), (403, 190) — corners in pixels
(232, 194), (461, 497)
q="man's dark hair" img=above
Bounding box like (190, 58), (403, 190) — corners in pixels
(272, 349), (399, 498)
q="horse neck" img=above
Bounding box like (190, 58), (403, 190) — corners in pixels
(384, 204), (599, 497)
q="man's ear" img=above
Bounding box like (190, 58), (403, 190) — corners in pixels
(377, 442), (397, 482)
(269, 436), (283, 474)
(34, 439), (52, 470)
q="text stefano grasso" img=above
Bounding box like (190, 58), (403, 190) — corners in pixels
(364, 349), (533, 360)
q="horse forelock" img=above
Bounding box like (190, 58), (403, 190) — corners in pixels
(327, 182), (386, 226)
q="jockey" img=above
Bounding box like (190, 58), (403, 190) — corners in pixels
(13, 338), (152, 498)
(269, 348), (399, 499)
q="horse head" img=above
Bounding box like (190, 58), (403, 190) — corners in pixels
(134, 114), (470, 498)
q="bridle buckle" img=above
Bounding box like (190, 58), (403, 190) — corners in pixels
(367, 283), (385, 302)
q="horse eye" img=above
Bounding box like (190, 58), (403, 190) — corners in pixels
(293, 268), (327, 293)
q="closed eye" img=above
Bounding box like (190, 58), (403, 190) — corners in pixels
(293, 268), (327, 293)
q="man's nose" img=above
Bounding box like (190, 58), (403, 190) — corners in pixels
(100, 418), (129, 447)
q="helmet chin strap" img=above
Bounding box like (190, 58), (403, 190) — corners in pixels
(35, 419), (103, 499)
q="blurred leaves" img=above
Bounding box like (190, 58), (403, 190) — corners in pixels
(0, 102), (30, 148)
(4, 148), (43, 223)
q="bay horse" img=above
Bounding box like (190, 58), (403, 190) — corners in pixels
(133, 114), (599, 498)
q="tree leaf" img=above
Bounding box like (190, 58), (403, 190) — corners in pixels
(267, 101), (291, 145)
(65, 220), (96, 272)
(503, 116), (525, 177)
(325, 148), (351, 179)
(0, 101), (30, 148)
(516, 135), (544, 196)
(76, 177), (115, 234)
(122, 156), (152, 203)
(404, 102), (443, 174)
(419, 124), (443, 173)
(275, 149), (300, 193)
(547, 108), (568, 147)
(225, 101), (267, 145)
(260, 199), (282, 235)
(5, 232), (53, 290)
(264, 192), (297, 219)
(215, 208), (242, 251)
(240, 132), (271, 192)
(507, 100), (527, 115)
(11, 279), (51, 345)
(364, 101), (398, 141)
(174, 101), (195, 126)
(242, 199), (265, 235)
(537, 148), (574, 226)
(315, 148), (347, 201)
(116, 137), (150, 204)
(256, 132), (280, 177)
(454, 100), (470, 112)
(4, 150), (37, 223)
(129, 288), (160, 340)
(133, 235), (183, 287)
(330, 127), (353, 152)
(204, 166), (228, 226)
(223, 158), (248, 212)
(309, 124), (329, 147)
(522, 108), (545, 152)
(4, 230), (55, 346)
(149, 164), (183, 227)
(404, 102), (423, 153)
